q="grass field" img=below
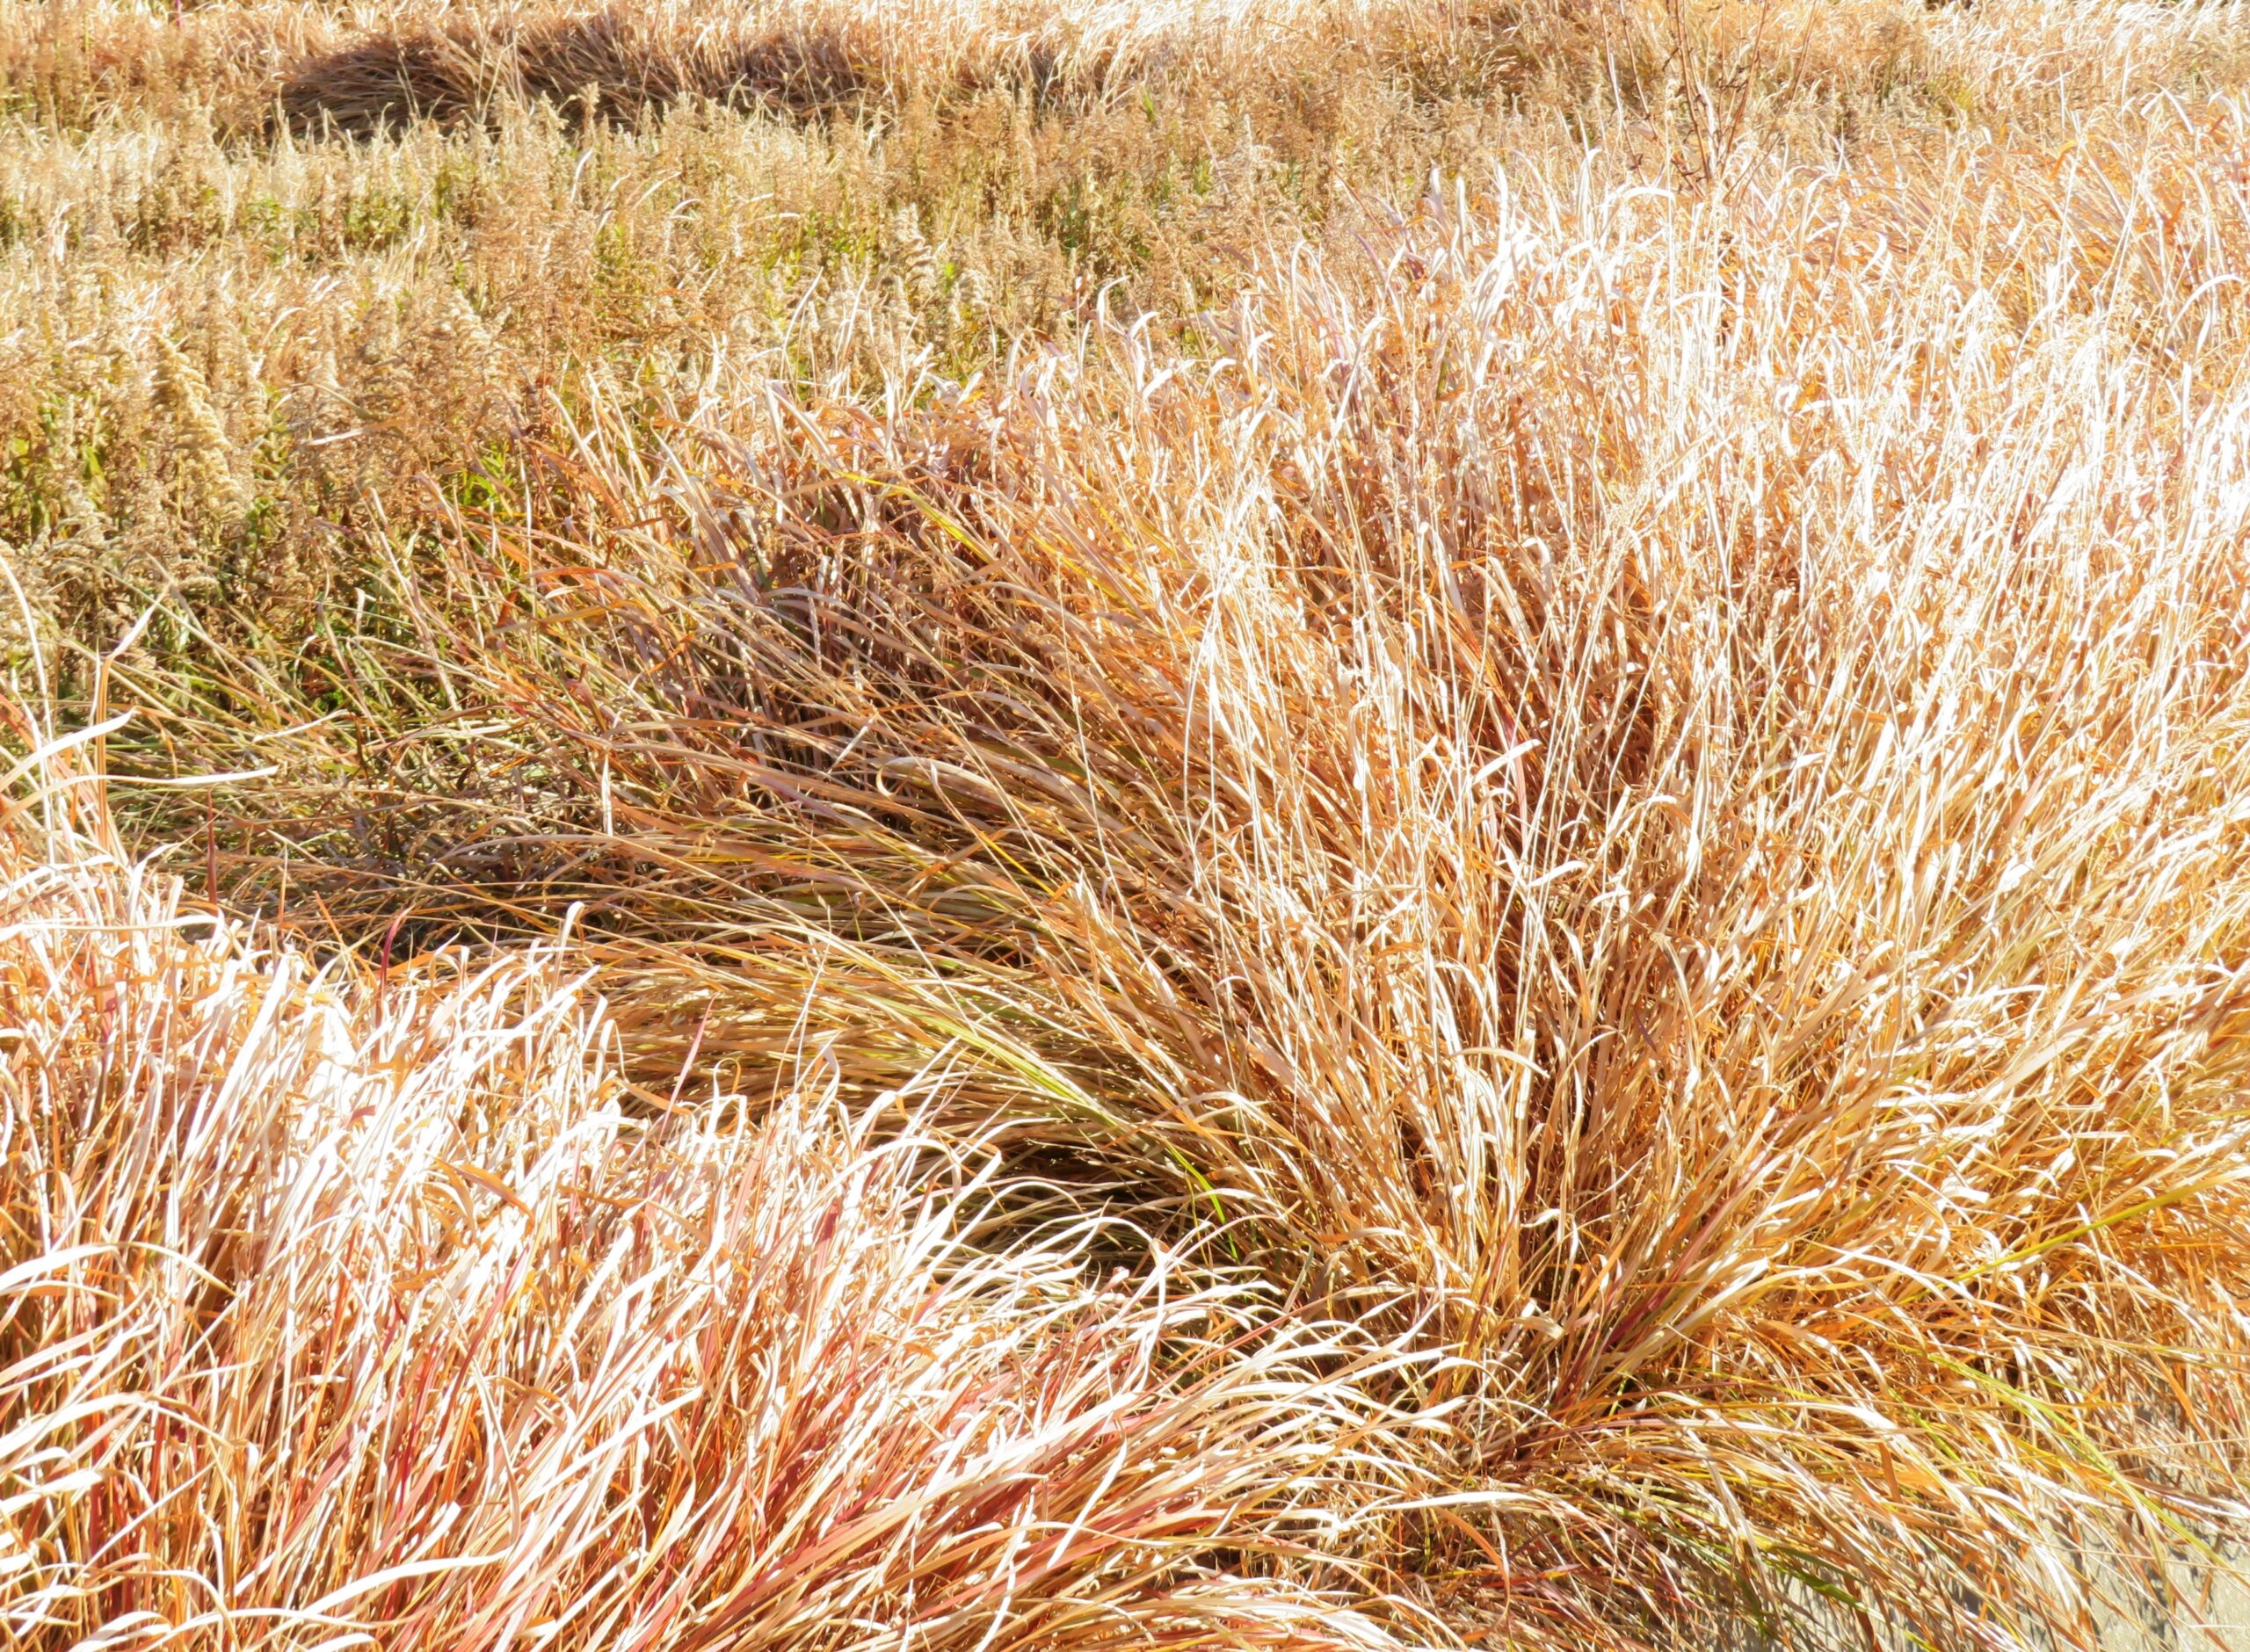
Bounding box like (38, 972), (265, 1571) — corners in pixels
(5, 1), (2250, 1648)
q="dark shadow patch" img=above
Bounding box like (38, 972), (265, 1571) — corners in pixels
(275, 12), (877, 140)
(275, 36), (482, 138)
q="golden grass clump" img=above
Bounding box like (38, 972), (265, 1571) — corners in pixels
(0, 755), (1415, 1651)
(8, 0), (2250, 1647)
(110, 91), (2250, 1652)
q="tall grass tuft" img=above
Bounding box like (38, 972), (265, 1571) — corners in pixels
(0, 742), (1415, 1651)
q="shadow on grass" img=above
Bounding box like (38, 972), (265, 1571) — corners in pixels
(274, 12), (878, 138)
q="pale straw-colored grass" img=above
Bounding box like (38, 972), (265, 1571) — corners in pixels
(8, 2), (2250, 1648)
(0, 747), (1415, 1651)
(123, 77), (2250, 1645)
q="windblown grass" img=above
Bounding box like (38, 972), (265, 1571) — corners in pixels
(0, 743), (1414, 1650)
(7, 1), (2250, 1648)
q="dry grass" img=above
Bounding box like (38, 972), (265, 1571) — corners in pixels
(0, 739), (1416, 1650)
(6, 1), (2250, 1648)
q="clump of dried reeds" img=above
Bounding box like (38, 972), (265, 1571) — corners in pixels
(0, 736), (1419, 1651)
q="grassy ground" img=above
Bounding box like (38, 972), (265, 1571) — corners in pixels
(6, 2), (2250, 1648)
